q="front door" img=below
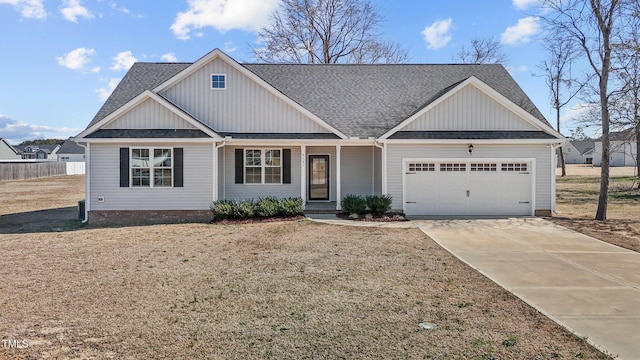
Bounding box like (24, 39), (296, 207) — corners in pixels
(309, 155), (329, 200)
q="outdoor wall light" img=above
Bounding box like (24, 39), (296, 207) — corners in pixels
(468, 144), (474, 154)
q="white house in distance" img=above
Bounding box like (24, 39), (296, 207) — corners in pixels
(74, 48), (565, 224)
(56, 138), (86, 162)
(561, 141), (594, 165)
(593, 128), (638, 167)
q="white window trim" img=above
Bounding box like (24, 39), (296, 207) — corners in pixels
(211, 73), (226, 90)
(244, 148), (283, 185)
(130, 147), (174, 188)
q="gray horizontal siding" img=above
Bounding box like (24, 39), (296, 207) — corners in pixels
(405, 85), (539, 131)
(89, 143), (213, 211)
(224, 146), (301, 200)
(340, 146), (373, 197)
(386, 144), (552, 211)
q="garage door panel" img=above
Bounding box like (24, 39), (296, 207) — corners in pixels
(404, 160), (532, 216)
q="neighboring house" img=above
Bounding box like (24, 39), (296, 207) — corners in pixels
(561, 140), (594, 164)
(74, 49), (565, 223)
(15, 144), (60, 160)
(0, 138), (20, 160)
(592, 128), (638, 167)
(56, 138), (86, 162)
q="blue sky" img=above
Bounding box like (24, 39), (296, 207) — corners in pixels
(0, 0), (583, 144)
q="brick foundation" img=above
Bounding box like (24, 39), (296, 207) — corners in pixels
(535, 209), (553, 217)
(89, 210), (212, 226)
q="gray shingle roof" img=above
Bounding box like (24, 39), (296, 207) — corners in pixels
(243, 63), (549, 138)
(569, 140), (595, 155)
(57, 138), (85, 154)
(389, 131), (556, 140)
(86, 129), (210, 138)
(217, 132), (340, 139)
(87, 60), (550, 139)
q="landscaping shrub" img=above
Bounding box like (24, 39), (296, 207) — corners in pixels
(210, 200), (234, 220)
(278, 197), (303, 216)
(255, 197), (280, 217)
(233, 199), (255, 218)
(341, 194), (366, 215)
(366, 194), (393, 216)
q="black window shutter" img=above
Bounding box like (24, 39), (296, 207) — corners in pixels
(235, 148), (244, 184)
(119, 147), (129, 187)
(174, 148), (183, 187)
(283, 149), (291, 184)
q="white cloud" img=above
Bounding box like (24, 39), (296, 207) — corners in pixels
(223, 41), (237, 53)
(512, 0), (540, 10)
(501, 16), (541, 46)
(161, 53), (178, 62)
(0, 114), (81, 143)
(56, 47), (96, 70)
(96, 78), (121, 101)
(0, 0), (46, 19)
(110, 51), (137, 71)
(561, 103), (598, 124)
(60, 0), (94, 23)
(171, 0), (280, 40)
(421, 18), (453, 50)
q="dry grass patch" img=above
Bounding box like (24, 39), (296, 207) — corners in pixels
(553, 173), (640, 252)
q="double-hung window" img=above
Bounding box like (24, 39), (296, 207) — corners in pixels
(244, 149), (282, 184)
(131, 148), (173, 187)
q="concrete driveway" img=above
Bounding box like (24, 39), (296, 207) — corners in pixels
(414, 218), (640, 360)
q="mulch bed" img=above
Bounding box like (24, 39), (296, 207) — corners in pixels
(210, 215), (305, 224)
(336, 212), (409, 222)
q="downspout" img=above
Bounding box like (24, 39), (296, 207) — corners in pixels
(75, 139), (89, 223)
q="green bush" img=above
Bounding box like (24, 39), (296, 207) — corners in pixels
(366, 194), (393, 216)
(278, 197), (303, 216)
(233, 199), (255, 218)
(341, 194), (366, 215)
(210, 200), (234, 220)
(255, 197), (280, 218)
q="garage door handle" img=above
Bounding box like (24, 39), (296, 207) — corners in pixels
(519, 201), (530, 204)
(406, 201), (417, 204)
(406, 172), (416, 174)
(519, 172), (530, 174)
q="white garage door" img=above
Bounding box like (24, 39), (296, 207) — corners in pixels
(404, 160), (533, 216)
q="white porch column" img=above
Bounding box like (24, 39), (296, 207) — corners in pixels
(212, 143), (218, 201)
(336, 145), (341, 210)
(300, 145), (306, 209)
(382, 143), (388, 194)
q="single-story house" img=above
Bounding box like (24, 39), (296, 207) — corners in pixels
(593, 128), (638, 167)
(561, 140), (594, 165)
(74, 49), (565, 224)
(56, 138), (86, 162)
(0, 138), (20, 160)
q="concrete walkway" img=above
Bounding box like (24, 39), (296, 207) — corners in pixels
(306, 215), (640, 359)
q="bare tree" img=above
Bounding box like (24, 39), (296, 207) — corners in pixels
(251, 0), (408, 64)
(453, 37), (508, 64)
(541, 0), (632, 220)
(540, 37), (583, 176)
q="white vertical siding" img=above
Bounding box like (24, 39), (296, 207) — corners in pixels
(340, 146), (373, 197)
(404, 85), (539, 131)
(224, 146), (302, 200)
(161, 58), (331, 134)
(89, 143), (213, 210)
(386, 144), (553, 212)
(104, 98), (197, 129)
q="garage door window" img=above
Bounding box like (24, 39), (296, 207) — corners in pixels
(440, 163), (466, 172)
(470, 163), (497, 172)
(408, 163), (435, 172)
(502, 163), (528, 172)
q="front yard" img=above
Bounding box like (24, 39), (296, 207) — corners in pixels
(0, 176), (608, 359)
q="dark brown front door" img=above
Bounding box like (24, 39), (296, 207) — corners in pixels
(309, 155), (329, 200)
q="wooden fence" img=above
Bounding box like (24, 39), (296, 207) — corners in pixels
(0, 162), (68, 181)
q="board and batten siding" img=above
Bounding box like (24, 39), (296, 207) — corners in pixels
(89, 143), (213, 211)
(224, 146), (302, 200)
(340, 146), (374, 197)
(160, 58), (331, 134)
(385, 144), (553, 211)
(404, 85), (539, 131)
(104, 98), (197, 130)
